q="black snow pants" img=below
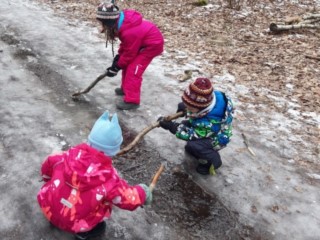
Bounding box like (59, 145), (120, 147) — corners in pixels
(185, 138), (222, 170)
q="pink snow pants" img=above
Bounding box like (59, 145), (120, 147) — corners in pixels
(121, 48), (162, 104)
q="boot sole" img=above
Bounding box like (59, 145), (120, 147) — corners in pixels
(116, 103), (140, 110)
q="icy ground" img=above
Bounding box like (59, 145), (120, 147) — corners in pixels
(0, 1), (319, 240)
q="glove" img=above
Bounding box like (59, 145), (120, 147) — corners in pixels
(139, 184), (152, 205)
(180, 119), (191, 126)
(157, 117), (179, 134)
(112, 54), (120, 68)
(106, 65), (120, 77)
(176, 102), (187, 116)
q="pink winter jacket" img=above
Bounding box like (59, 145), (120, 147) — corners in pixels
(37, 143), (146, 233)
(116, 10), (164, 69)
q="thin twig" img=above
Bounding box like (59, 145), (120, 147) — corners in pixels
(72, 72), (108, 97)
(241, 133), (256, 156)
(149, 163), (165, 192)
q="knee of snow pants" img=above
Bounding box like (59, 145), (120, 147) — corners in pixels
(121, 54), (154, 104)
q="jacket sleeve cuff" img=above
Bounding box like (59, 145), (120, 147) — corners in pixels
(135, 185), (147, 204)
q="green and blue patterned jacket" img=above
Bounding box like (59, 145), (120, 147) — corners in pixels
(176, 91), (233, 150)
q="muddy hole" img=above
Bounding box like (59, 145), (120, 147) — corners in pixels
(13, 48), (36, 60)
(114, 129), (264, 240)
(0, 33), (20, 45)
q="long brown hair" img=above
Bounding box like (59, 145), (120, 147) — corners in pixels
(104, 25), (118, 56)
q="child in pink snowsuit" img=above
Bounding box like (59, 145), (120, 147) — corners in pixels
(37, 111), (152, 240)
(96, 3), (164, 110)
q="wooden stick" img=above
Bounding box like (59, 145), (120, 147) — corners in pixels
(241, 133), (256, 156)
(72, 72), (108, 97)
(305, 55), (320, 61)
(116, 111), (184, 156)
(149, 163), (165, 192)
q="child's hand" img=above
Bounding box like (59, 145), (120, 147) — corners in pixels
(157, 117), (179, 134)
(139, 184), (153, 205)
(112, 54), (120, 67)
(176, 102), (187, 116)
(106, 55), (121, 77)
(106, 66), (120, 77)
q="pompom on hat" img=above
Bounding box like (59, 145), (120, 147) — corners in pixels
(96, 2), (120, 27)
(182, 78), (214, 110)
(88, 111), (123, 156)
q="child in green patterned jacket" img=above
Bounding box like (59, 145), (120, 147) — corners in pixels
(158, 78), (233, 175)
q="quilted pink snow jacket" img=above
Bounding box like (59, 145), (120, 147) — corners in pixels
(116, 9), (164, 69)
(37, 143), (146, 233)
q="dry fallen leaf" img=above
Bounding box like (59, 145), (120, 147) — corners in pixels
(271, 205), (280, 213)
(251, 205), (258, 213)
(294, 186), (303, 193)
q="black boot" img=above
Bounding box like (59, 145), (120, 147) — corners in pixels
(196, 159), (215, 175)
(114, 87), (124, 96)
(75, 221), (106, 240)
(116, 100), (140, 110)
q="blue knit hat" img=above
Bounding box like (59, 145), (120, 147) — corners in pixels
(88, 111), (123, 156)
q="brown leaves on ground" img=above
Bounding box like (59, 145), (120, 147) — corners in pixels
(40, 0), (319, 111)
(37, 0), (319, 165)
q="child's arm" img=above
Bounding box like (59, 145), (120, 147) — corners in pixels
(176, 118), (214, 141)
(158, 118), (213, 141)
(105, 177), (148, 211)
(117, 36), (142, 69)
(40, 153), (64, 182)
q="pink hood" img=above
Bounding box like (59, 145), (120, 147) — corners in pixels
(118, 10), (142, 32)
(63, 143), (114, 191)
(116, 9), (164, 68)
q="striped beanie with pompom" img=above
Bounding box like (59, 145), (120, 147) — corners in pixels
(182, 78), (214, 110)
(96, 2), (120, 27)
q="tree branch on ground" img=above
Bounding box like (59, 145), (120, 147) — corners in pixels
(270, 13), (320, 33)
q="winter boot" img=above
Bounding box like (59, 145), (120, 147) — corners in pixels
(116, 100), (140, 110)
(196, 159), (215, 175)
(114, 87), (124, 96)
(74, 221), (106, 240)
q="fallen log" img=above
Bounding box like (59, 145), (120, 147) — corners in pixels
(116, 111), (184, 156)
(302, 18), (320, 25)
(303, 13), (320, 20)
(305, 55), (320, 61)
(270, 22), (320, 32)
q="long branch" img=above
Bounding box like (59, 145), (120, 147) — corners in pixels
(117, 111), (184, 156)
(72, 72), (108, 97)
